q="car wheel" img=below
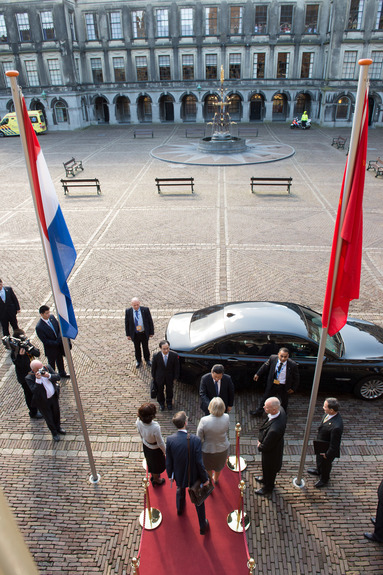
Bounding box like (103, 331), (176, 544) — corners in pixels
(353, 376), (383, 400)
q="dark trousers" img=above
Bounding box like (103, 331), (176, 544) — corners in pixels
(374, 479), (383, 541)
(316, 454), (334, 483)
(261, 455), (280, 492)
(259, 384), (289, 413)
(20, 380), (38, 417)
(46, 352), (65, 376)
(38, 394), (61, 436)
(157, 379), (174, 406)
(133, 332), (150, 362)
(176, 486), (206, 529)
(1, 315), (19, 337)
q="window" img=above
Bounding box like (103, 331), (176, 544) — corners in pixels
(47, 59), (62, 85)
(113, 57), (126, 81)
(0, 15), (7, 42)
(55, 101), (68, 123)
(347, 0), (364, 30)
(376, 1), (383, 29)
(182, 54), (194, 80)
(25, 60), (39, 86)
(90, 58), (103, 83)
(159, 55), (171, 80)
(342, 51), (357, 78)
(3, 62), (13, 86)
(85, 14), (98, 40)
(336, 96), (351, 120)
(254, 6), (267, 33)
(136, 56), (148, 81)
(132, 10), (146, 38)
(205, 7), (218, 35)
(16, 13), (31, 42)
(156, 9), (169, 37)
(69, 13), (77, 42)
(277, 53), (290, 78)
(229, 54), (241, 79)
(301, 53), (314, 78)
(74, 58), (80, 82)
(230, 6), (243, 34)
(370, 51), (383, 79)
(280, 5), (293, 33)
(40, 11), (55, 40)
(253, 53), (265, 78)
(305, 5), (319, 33)
(180, 8), (193, 36)
(109, 12), (122, 39)
(206, 54), (217, 79)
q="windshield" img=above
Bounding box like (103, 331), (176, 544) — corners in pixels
(190, 304), (225, 346)
(301, 307), (343, 356)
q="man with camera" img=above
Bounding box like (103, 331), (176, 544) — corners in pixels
(0, 278), (20, 337)
(4, 328), (43, 419)
(26, 360), (66, 442)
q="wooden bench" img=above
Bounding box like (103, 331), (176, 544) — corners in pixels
(63, 157), (84, 177)
(331, 136), (347, 149)
(155, 177), (194, 194)
(185, 128), (205, 138)
(239, 127), (259, 138)
(367, 157), (383, 177)
(133, 129), (153, 138)
(250, 177), (292, 194)
(61, 178), (101, 195)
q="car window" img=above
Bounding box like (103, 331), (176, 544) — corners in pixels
(218, 335), (277, 356)
(195, 341), (220, 354)
(282, 339), (317, 358)
(300, 306), (342, 356)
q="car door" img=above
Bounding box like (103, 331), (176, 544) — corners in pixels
(217, 334), (273, 387)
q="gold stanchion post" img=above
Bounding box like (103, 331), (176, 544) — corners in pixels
(227, 423), (247, 472)
(247, 558), (256, 573)
(139, 477), (162, 530)
(131, 557), (140, 574)
(227, 480), (250, 532)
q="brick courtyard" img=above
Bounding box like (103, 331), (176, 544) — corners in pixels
(0, 122), (383, 574)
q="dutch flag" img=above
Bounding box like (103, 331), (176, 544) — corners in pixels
(22, 98), (78, 339)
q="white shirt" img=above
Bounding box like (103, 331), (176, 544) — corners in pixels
(37, 374), (55, 398)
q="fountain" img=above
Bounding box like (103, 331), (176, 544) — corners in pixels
(198, 66), (247, 154)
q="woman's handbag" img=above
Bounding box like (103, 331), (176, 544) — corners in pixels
(187, 435), (214, 506)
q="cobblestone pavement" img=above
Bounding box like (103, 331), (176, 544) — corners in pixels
(1, 123), (383, 575)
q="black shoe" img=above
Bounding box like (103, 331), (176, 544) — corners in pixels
(250, 410), (263, 417)
(52, 434), (60, 442)
(255, 476), (264, 483)
(30, 412), (43, 420)
(136, 361), (142, 368)
(200, 519), (209, 535)
(151, 477), (165, 486)
(177, 508), (184, 516)
(255, 487), (272, 496)
(159, 404), (165, 411)
(146, 360), (152, 367)
(364, 532), (382, 543)
(371, 517), (376, 526)
(314, 480), (328, 488)
(307, 468), (320, 476)
(58, 428), (66, 435)
(60, 373), (70, 378)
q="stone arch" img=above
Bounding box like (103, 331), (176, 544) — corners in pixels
(158, 93), (175, 122)
(272, 92), (288, 120)
(114, 94), (131, 123)
(93, 95), (109, 123)
(249, 92), (266, 121)
(180, 93), (197, 122)
(137, 94), (152, 123)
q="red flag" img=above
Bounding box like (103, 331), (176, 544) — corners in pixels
(322, 92), (368, 336)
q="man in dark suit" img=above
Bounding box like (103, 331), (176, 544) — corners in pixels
(250, 347), (299, 416)
(25, 359), (66, 442)
(255, 397), (287, 496)
(35, 305), (69, 378)
(151, 340), (180, 411)
(199, 364), (234, 416)
(364, 478), (383, 543)
(10, 328), (42, 419)
(307, 397), (343, 488)
(125, 297), (154, 368)
(0, 278), (20, 336)
(166, 411), (210, 534)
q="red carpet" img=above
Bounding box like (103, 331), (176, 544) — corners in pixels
(138, 465), (250, 575)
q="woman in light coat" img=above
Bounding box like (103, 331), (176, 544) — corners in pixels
(196, 397), (230, 483)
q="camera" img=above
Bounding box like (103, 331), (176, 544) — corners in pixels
(2, 335), (33, 353)
(38, 368), (47, 375)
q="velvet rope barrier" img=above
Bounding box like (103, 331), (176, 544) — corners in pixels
(227, 423), (247, 472)
(236, 424), (256, 573)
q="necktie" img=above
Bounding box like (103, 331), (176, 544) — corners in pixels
(134, 310), (139, 327)
(0, 291), (5, 303)
(323, 414), (330, 422)
(164, 354), (168, 366)
(48, 319), (56, 336)
(214, 380), (219, 396)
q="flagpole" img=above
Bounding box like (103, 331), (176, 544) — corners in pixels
(7, 71), (100, 484)
(293, 59), (372, 489)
